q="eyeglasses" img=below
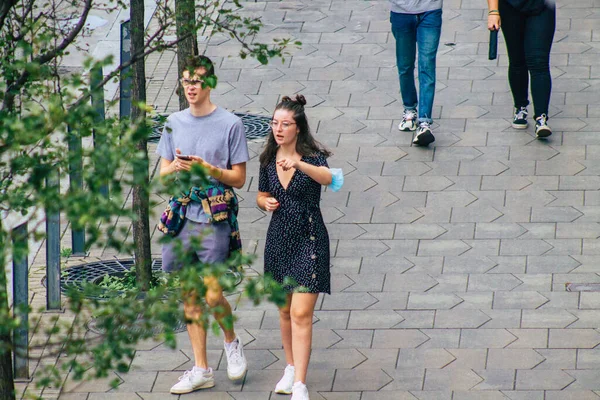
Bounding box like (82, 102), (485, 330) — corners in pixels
(180, 78), (204, 87)
(269, 120), (296, 129)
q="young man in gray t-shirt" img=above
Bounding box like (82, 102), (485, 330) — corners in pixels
(156, 55), (249, 394)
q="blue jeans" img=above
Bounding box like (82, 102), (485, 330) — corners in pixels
(391, 9), (442, 125)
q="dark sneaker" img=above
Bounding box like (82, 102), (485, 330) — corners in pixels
(512, 106), (528, 129)
(535, 114), (552, 138)
(398, 109), (418, 132)
(413, 122), (435, 146)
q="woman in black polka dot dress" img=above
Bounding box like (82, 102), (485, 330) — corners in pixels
(257, 95), (333, 400)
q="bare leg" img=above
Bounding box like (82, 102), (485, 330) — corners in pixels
(279, 293), (294, 365)
(290, 292), (319, 383)
(183, 276), (237, 369)
(204, 276), (236, 343)
(183, 295), (210, 369)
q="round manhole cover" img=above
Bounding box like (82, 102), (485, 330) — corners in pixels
(149, 112), (271, 143)
(58, 258), (244, 334)
(60, 258), (243, 299)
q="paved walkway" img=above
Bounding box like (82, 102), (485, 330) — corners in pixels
(19, 0), (600, 398)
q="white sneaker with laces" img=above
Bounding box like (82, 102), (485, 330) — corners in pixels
(275, 364), (295, 394)
(412, 122), (435, 146)
(512, 106), (528, 129)
(399, 109), (418, 132)
(170, 367), (215, 394)
(535, 113), (552, 138)
(291, 381), (310, 400)
(225, 337), (247, 380)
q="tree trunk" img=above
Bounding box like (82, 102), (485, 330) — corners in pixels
(130, 0), (152, 290)
(175, 0), (198, 110)
(0, 226), (16, 400)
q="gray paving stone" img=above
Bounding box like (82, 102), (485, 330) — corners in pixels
(423, 369), (483, 390)
(544, 392), (600, 400)
(505, 329), (549, 349)
(452, 393), (511, 400)
(516, 370), (575, 390)
(533, 349), (576, 370)
(487, 349), (545, 369)
(493, 292), (549, 309)
(453, 293), (494, 310)
(500, 390), (545, 400)
(433, 310), (489, 329)
(372, 329), (430, 349)
(408, 391), (452, 400)
(407, 293), (464, 310)
(426, 275), (469, 293)
(333, 369), (392, 391)
(521, 310), (577, 328)
(395, 311), (436, 329)
(468, 274), (523, 291)
(548, 329), (600, 349)
(443, 256), (495, 274)
(329, 329), (373, 349)
(396, 349), (454, 369)
(379, 368), (427, 391)
(348, 310), (404, 329)
(459, 329), (517, 349)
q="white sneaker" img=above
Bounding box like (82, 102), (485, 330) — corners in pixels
(170, 367), (215, 394)
(412, 122), (435, 146)
(535, 113), (552, 138)
(225, 337), (247, 380)
(291, 381), (310, 400)
(399, 109), (418, 131)
(274, 364), (295, 394)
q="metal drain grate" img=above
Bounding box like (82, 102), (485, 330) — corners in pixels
(149, 112), (271, 143)
(566, 283), (600, 292)
(60, 258), (163, 298)
(60, 258), (243, 299)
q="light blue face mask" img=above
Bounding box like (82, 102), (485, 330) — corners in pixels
(328, 168), (344, 192)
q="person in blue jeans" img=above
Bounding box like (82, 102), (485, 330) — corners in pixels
(390, 0), (443, 146)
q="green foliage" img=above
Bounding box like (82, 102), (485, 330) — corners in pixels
(0, 0), (297, 398)
(60, 248), (73, 258)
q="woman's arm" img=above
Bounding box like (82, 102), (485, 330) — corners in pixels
(488, 0), (501, 30)
(257, 191), (279, 212)
(277, 158), (332, 186)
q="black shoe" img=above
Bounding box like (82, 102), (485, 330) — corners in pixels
(413, 122), (435, 146)
(535, 114), (552, 138)
(512, 106), (528, 129)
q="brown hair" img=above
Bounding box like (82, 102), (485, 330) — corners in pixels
(259, 94), (332, 167)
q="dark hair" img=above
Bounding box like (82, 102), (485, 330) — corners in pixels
(259, 94), (332, 167)
(181, 55), (215, 78)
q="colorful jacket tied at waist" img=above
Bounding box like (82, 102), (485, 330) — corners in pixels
(158, 184), (242, 256)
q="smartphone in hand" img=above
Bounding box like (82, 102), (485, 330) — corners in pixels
(176, 154), (193, 161)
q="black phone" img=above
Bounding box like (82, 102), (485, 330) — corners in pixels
(176, 154), (192, 161)
(489, 29), (498, 60)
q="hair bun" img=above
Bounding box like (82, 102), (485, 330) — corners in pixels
(294, 94), (307, 106)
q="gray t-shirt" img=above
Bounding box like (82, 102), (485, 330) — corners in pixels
(389, 0), (442, 14)
(156, 106), (249, 222)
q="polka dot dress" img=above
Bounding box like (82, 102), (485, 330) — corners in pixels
(259, 153), (331, 294)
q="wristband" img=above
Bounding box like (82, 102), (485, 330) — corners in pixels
(488, 9), (499, 14)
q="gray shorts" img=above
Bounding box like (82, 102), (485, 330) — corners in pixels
(161, 219), (231, 272)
